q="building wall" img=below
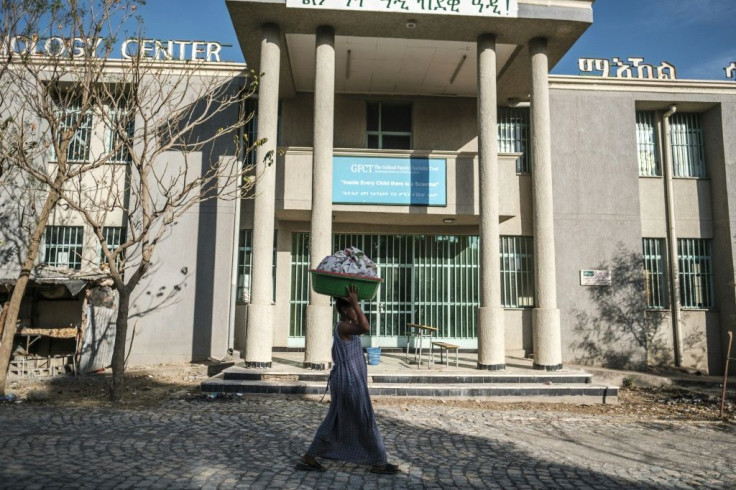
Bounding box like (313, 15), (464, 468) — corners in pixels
(550, 81), (736, 373)
(241, 82), (736, 374)
(0, 65), (246, 367)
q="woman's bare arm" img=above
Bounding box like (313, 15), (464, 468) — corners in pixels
(338, 285), (371, 339)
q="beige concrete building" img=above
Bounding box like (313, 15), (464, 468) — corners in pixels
(3, 1), (735, 376)
(227, 0), (736, 375)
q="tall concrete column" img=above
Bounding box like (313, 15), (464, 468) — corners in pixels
(304, 26), (335, 369)
(529, 37), (562, 370)
(476, 34), (505, 371)
(244, 23), (280, 368)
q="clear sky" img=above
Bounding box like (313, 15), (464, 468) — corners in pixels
(133, 0), (735, 81)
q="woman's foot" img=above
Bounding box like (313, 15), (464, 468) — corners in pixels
(370, 463), (400, 475)
(296, 455), (327, 472)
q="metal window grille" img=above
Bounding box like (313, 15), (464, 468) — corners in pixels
(636, 111), (660, 176)
(366, 102), (412, 150)
(670, 112), (706, 178)
(44, 226), (84, 270)
(244, 98), (259, 167)
(289, 233), (535, 339)
(290, 232), (310, 336)
(500, 236), (534, 307)
(237, 229), (254, 303)
(237, 229), (276, 304)
(678, 239), (714, 309)
(642, 238), (667, 309)
(52, 103), (93, 163)
(498, 107), (531, 173)
(99, 227), (126, 270)
(105, 108), (134, 164)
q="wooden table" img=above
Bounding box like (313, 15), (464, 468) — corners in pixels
(16, 327), (80, 376)
(406, 323), (438, 367)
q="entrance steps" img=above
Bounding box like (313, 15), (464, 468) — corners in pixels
(201, 363), (618, 404)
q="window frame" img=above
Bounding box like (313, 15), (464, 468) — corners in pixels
(366, 101), (413, 150)
(678, 238), (714, 309)
(670, 112), (707, 179)
(498, 107), (531, 174)
(642, 238), (667, 309)
(500, 236), (535, 308)
(43, 226), (84, 270)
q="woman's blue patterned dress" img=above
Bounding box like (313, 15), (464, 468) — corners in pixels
(306, 324), (387, 465)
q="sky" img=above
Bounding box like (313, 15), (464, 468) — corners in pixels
(133, 0), (736, 81)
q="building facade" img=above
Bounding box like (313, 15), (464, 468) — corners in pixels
(228, 0), (736, 375)
(3, 0), (735, 376)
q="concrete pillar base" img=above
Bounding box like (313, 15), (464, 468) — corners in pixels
(532, 307), (562, 369)
(304, 304), (334, 369)
(244, 361), (273, 369)
(533, 362), (563, 371)
(244, 303), (274, 365)
(476, 306), (506, 370)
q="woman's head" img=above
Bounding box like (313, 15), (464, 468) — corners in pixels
(334, 297), (354, 321)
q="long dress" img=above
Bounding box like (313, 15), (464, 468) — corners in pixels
(306, 324), (387, 466)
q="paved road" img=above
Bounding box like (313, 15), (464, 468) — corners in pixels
(1, 397), (734, 489)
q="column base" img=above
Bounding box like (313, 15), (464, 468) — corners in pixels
(304, 304), (333, 368)
(304, 361), (332, 370)
(478, 362), (506, 371)
(245, 361), (272, 369)
(244, 303), (274, 366)
(477, 306), (505, 367)
(533, 362), (563, 371)
(532, 307), (562, 368)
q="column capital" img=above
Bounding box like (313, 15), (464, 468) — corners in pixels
(529, 37), (548, 53)
(477, 33), (496, 45)
(317, 25), (335, 37)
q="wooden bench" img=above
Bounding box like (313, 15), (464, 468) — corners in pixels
(431, 341), (459, 367)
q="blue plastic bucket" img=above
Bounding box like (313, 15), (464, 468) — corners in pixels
(365, 347), (381, 366)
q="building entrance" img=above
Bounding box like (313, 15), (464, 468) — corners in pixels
(290, 233), (481, 343)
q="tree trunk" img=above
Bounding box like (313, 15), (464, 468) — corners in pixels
(109, 289), (129, 402)
(0, 303), (8, 350)
(0, 190), (60, 396)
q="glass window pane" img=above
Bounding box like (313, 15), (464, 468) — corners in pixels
(381, 104), (411, 132)
(366, 102), (379, 132)
(367, 134), (379, 149)
(381, 135), (411, 150)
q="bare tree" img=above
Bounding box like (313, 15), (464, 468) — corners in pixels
(0, 0), (261, 400)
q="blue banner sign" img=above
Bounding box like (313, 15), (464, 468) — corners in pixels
(333, 155), (446, 206)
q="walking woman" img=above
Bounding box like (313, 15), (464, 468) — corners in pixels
(297, 285), (400, 475)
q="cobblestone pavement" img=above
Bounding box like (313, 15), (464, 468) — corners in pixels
(1, 397), (734, 489)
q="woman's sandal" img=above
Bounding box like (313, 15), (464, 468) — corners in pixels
(295, 458), (327, 472)
(370, 463), (400, 475)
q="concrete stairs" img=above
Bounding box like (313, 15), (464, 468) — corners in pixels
(201, 366), (618, 404)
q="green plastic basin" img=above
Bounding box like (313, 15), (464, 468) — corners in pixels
(309, 269), (383, 300)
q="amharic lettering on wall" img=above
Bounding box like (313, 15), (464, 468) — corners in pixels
(578, 57), (677, 80)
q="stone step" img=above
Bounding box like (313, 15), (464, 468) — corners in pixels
(220, 366), (593, 385)
(201, 376), (617, 404)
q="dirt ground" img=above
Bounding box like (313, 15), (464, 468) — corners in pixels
(2, 363), (735, 422)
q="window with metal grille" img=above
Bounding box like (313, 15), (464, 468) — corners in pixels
(678, 238), (713, 309)
(642, 238), (667, 309)
(51, 103), (93, 163)
(105, 108), (134, 164)
(366, 102), (412, 150)
(244, 98), (258, 167)
(289, 233), (537, 338)
(636, 111), (660, 176)
(498, 107), (531, 174)
(670, 112), (706, 178)
(237, 229), (276, 303)
(44, 226), (84, 270)
(500, 236), (534, 308)
(99, 226), (126, 270)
